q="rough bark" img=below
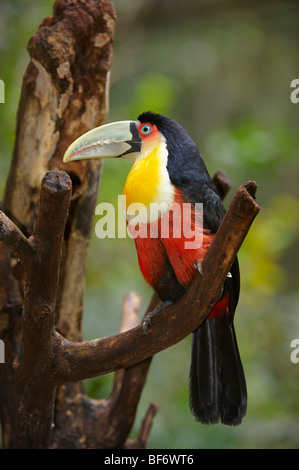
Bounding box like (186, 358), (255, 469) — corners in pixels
(4, 0), (115, 342)
(0, 0), (117, 449)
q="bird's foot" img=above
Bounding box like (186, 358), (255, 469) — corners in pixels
(142, 300), (173, 334)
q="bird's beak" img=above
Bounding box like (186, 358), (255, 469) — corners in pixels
(63, 120), (141, 163)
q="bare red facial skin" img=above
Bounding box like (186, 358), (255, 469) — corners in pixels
(138, 122), (159, 139)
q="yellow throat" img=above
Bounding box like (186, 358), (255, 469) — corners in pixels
(123, 137), (174, 222)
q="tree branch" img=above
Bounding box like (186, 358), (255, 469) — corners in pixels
(0, 212), (34, 264)
(212, 169), (232, 200)
(11, 170), (72, 449)
(52, 181), (259, 383)
(125, 402), (159, 449)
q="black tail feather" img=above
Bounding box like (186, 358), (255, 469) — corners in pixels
(189, 316), (247, 426)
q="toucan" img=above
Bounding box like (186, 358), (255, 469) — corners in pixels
(63, 111), (247, 425)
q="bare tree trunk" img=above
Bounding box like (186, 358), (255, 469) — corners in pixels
(0, 0), (116, 448)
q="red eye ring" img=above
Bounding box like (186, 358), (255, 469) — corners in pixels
(138, 122), (157, 138)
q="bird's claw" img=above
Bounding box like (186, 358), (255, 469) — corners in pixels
(194, 261), (204, 276)
(142, 300), (173, 335)
(142, 312), (153, 334)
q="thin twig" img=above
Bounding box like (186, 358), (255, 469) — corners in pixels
(137, 402), (159, 447)
(125, 402), (159, 449)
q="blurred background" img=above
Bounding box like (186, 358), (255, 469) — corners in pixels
(1, 0), (299, 449)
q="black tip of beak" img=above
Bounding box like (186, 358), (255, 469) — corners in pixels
(123, 121), (142, 156)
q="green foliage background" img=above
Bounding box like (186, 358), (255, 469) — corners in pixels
(1, 0), (299, 449)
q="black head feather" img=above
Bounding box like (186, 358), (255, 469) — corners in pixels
(138, 111), (208, 184)
(137, 111), (225, 232)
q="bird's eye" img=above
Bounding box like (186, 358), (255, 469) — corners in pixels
(140, 124), (152, 135)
